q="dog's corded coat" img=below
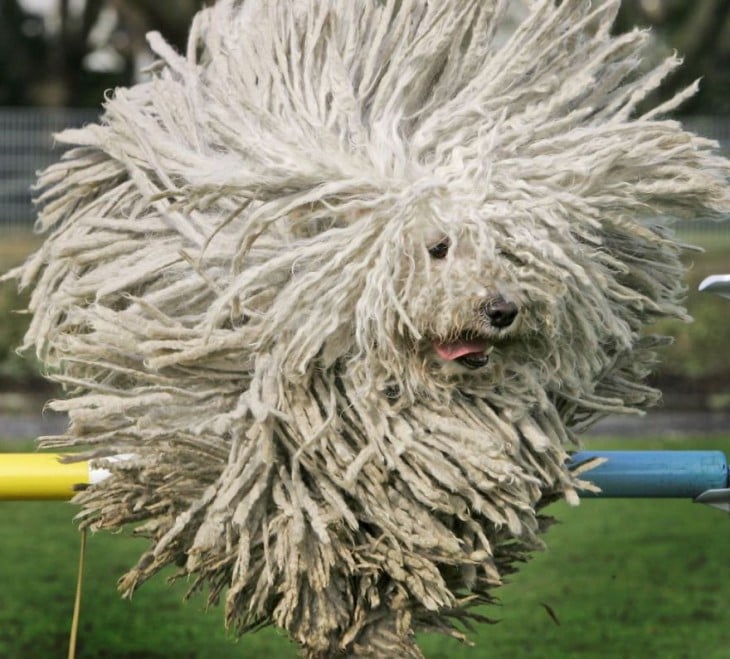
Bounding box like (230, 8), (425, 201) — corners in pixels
(5, 1), (730, 656)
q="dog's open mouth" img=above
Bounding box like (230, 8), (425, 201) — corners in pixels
(432, 336), (492, 369)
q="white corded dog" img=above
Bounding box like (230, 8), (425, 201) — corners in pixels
(5, 1), (730, 656)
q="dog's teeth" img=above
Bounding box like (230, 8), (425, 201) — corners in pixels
(457, 352), (490, 369)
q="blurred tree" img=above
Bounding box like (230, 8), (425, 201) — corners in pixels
(1, 0), (729, 113)
(0, 0), (48, 105)
(615, 0), (730, 115)
(51, 0), (111, 106)
(112, 0), (207, 54)
(0, 0), (209, 107)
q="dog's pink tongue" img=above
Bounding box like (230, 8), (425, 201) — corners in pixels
(433, 338), (488, 361)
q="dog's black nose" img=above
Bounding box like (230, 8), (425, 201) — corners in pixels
(483, 297), (519, 328)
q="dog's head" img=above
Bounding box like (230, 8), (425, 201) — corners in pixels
(238, 182), (667, 416)
(157, 0), (721, 412)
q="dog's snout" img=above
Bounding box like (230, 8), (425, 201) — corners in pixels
(483, 297), (519, 329)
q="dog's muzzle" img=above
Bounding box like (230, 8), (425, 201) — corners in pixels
(432, 296), (519, 369)
(481, 296), (519, 329)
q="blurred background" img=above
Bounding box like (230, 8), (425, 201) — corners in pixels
(0, 2), (729, 658)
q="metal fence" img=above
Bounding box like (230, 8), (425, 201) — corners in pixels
(0, 108), (98, 230)
(0, 107), (728, 231)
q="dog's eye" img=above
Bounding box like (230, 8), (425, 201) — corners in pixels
(428, 238), (450, 260)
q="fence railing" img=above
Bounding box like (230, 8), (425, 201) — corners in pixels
(0, 108), (728, 231)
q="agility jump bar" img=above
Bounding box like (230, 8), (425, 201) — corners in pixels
(570, 451), (729, 511)
(0, 454), (112, 501)
(0, 451), (728, 510)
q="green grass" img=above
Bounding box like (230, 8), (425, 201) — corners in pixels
(1, 436), (729, 658)
(0, 234), (43, 386)
(0, 233), (42, 271)
(653, 228), (730, 385)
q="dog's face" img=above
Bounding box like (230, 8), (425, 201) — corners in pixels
(334, 198), (569, 398)
(242, 182), (678, 423)
(409, 225), (525, 374)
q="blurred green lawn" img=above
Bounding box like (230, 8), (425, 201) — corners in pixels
(1, 435), (728, 659)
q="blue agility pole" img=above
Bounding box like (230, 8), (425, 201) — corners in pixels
(568, 450), (730, 512)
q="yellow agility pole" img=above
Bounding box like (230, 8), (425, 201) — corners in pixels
(0, 454), (108, 501)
